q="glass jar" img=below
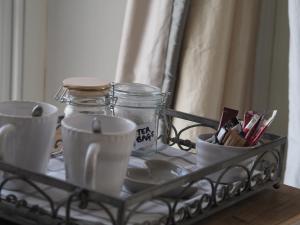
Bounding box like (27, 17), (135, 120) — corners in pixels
(55, 77), (111, 117)
(111, 83), (165, 156)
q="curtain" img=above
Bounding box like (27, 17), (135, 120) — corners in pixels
(116, 0), (262, 140)
(115, 0), (190, 94)
(115, 0), (174, 87)
(284, 0), (300, 187)
(173, 0), (261, 140)
(161, 0), (190, 108)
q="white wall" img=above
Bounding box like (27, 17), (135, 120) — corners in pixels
(23, 0), (47, 101)
(46, 0), (127, 109)
(0, 0), (12, 101)
(0, 0), (46, 101)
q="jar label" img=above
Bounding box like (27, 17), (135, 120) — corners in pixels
(134, 122), (156, 150)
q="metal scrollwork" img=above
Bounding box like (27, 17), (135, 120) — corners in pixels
(0, 176), (56, 217)
(214, 165), (250, 204)
(124, 198), (172, 225)
(64, 190), (117, 225)
(249, 149), (280, 190)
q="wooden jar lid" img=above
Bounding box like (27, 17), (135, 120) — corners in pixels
(63, 77), (111, 91)
(62, 77), (111, 97)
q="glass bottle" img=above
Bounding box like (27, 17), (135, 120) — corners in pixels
(111, 82), (165, 156)
(55, 77), (111, 117)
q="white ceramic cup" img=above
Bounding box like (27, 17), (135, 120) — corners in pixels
(196, 134), (256, 183)
(61, 114), (136, 197)
(0, 101), (58, 177)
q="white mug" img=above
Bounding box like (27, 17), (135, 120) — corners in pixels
(196, 134), (256, 183)
(0, 101), (58, 177)
(61, 114), (136, 196)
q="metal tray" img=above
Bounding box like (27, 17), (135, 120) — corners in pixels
(0, 109), (286, 225)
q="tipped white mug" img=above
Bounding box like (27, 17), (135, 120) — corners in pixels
(0, 101), (58, 187)
(61, 114), (136, 197)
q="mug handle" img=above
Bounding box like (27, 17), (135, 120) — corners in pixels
(0, 124), (16, 160)
(84, 143), (101, 189)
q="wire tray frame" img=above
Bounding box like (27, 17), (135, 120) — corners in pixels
(0, 109), (286, 225)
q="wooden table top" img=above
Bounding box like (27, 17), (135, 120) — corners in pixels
(195, 185), (300, 225)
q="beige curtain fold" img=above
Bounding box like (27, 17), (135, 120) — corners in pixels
(173, 0), (261, 140)
(115, 0), (174, 87)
